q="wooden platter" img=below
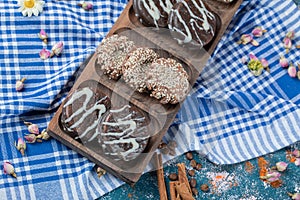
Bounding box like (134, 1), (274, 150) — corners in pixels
(48, 0), (243, 185)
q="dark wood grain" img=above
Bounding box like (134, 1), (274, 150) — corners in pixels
(48, 0), (243, 185)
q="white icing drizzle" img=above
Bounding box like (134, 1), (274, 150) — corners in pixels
(63, 87), (107, 141)
(100, 105), (149, 161)
(169, 0), (215, 44)
(140, 0), (161, 28)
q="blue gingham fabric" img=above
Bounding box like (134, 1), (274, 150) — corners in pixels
(168, 0), (300, 164)
(0, 0), (299, 199)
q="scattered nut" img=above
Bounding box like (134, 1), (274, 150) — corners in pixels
(195, 163), (202, 171)
(200, 184), (209, 192)
(186, 152), (193, 160)
(192, 188), (198, 196)
(189, 178), (197, 188)
(190, 160), (197, 168)
(188, 169), (196, 177)
(168, 173), (178, 181)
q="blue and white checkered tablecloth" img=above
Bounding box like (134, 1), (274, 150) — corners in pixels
(0, 0), (299, 199)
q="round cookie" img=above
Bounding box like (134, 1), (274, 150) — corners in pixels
(122, 48), (158, 93)
(61, 86), (111, 143)
(96, 34), (136, 80)
(133, 0), (180, 28)
(146, 58), (189, 104)
(98, 105), (150, 162)
(168, 0), (217, 46)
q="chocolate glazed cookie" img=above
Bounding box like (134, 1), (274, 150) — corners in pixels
(61, 86), (111, 143)
(98, 105), (150, 162)
(133, 0), (180, 28)
(168, 0), (216, 47)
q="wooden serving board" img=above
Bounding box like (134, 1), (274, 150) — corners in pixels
(48, 0), (243, 185)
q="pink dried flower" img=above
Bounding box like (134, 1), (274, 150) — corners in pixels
(260, 58), (268, 68)
(39, 48), (51, 60)
(249, 53), (258, 61)
(16, 78), (26, 91)
(252, 26), (267, 37)
(280, 55), (289, 68)
(24, 121), (39, 135)
(292, 149), (300, 158)
(24, 134), (37, 143)
(288, 63), (297, 78)
(79, 2), (93, 11)
(3, 161), (17, 178)
(38, 29), (48, 44)
(276, 161), (288, 172)
(295, 158), (300, 166)
(266, 171), (281, 182)
(291, 193), (300, 200)
(15, 138), (26, 156)
(286, 30), (295, 39)
(283, 37), (292, 53)
(50, 41), (64, 57)
(260, 58), (270, 72)
(238, 34), (253, 45)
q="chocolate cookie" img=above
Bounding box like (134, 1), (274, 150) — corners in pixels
(122, 48), (158, 93)
(98, 105), (150, 161)
(96, 34), (136, 80)
(146, 58), (189, 104)
(168, 0), (216, 46)
(61, 86), (111, 143)
(133, 0), (180, 28)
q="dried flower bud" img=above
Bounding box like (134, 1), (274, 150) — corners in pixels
(260, 171), (281, 182)
(251, 39), (259, 46)
(39, 48), (51, 60)
(24, 121), (39, 135)
(249, 53), (258, 61)
(50, 41), (64, 57)
(3, 161), (17, 178)
(283, 37), (292, 53)
(280, 55), (289, 68)
(15, 138), (26, 156)
(295, 158), (300, 166)
(80, 2), (93, 10)
(260, 58), (270, 72)
(252, 26), (267, 37)
(248, 59), (263, 76)
(38, 29), (48, 44)
(276, 161), (288, 172)
(288, 63), (297, 78)
(237, 34), (253, 45)
(36, 129), (51, 140)
(95, 166), (106, 178)
(24, 134), (37, 143)
(292, 149), (300, 158)
(285, 30), (295, 39)
(291, 193), (300, 200)
(16, 78), (26, 91)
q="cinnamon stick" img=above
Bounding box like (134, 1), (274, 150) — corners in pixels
(155, 154), (168, 200)
(169, 181), (179, 200)
(175, 182), (194, 200)
(177, 163), (192, 194)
